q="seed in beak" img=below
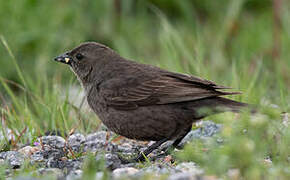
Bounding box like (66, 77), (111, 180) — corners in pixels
(65, 57), (70, 63)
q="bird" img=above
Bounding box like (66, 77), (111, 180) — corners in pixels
(54, 42), (248, 162)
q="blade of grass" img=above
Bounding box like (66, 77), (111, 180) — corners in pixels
(0, 35), (27, 88)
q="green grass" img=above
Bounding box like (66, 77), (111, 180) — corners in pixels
(0, 0), (289, 179)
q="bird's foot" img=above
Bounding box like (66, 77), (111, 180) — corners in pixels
(117, 151), (149, 164)
(117, 154), (136, 164)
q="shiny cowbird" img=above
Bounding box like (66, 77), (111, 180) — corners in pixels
(54, 42), (248, 162)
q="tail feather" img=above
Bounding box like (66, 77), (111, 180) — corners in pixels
(212, 97), (248, 113)
(191, 97), (252, 118)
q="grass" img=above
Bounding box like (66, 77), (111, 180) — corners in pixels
(0, 0), (289, 179)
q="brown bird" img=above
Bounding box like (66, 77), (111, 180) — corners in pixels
(54, 42), (248, 162)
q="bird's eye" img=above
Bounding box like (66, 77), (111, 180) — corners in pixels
(76, 53), (84, 60)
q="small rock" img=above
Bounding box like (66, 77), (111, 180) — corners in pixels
(84, 137), (116, 153)
(39, 136), (66, 149)
(168, 172), (195, 180)
(47, 157), (82, 170)
(95, 172), (104, 179)
(66, 169), (83, 180)
(116, 143), (136, 154)
(18, 146), (40, 157)
(0, 151), (24, 169)
(63, 159), (82, 171)
(68, 133), (85, 152)
(104, 153), (122, 170)
(84, 131), (107, 152)
(0, 151), (6, 159)
(198, 121), (222, 137)
(180, 121), (221, 146)
(47, 158), (66, 169)
(86, 131), (107, 142)
(84, 141), (105, 152)
(138, 163), (178, 176)
(37, 168), (64, 178)
(112, 167), (139, 178)
(30, 151), (45, 163)
(95, 153), (122, 170)
(42, 148), (66, 160)
(176, 162), (203, 176)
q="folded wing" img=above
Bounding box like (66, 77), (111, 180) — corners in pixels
(103, 72), (240, 110)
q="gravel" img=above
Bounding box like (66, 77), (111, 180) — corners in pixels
(0, 121), (222, 179)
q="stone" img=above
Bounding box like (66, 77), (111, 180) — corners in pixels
(104, 153), (122, 170)
(168, 172), (196, 180)
(116, 142), (136, 154)
(95, 172), (104, 179)
(112, 167), (139, 179)
(63, 159), (82, 171)
(30, 151), (45, 163)
(39, 136), (66, 149)
(66, 169), (83, 180)
(180, 121), (221, 146)
(37, 168), (64, 178)
(68, 133), (85, 152)
(42, 148), (66, 159)
(86, 131), (107, 142)
(176, 162), (203, 176)
(0, 151), (24, 169)
(47, 158), (65, 169)
(84, 131), (116, 152)
(18, 146), (40, 157)
(137, 163), (179, 176)
(94, 153), (122, 170)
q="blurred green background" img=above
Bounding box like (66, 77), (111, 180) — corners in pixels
(0, 0), (289, 178)
(0, 0), (289, 141)
(0, 0), (289, 147)
(1, 0), (289, 86)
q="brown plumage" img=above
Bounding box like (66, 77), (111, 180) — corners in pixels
(54, 42), (248, 162)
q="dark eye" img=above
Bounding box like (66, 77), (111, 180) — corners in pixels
(76, 53), (84, 60)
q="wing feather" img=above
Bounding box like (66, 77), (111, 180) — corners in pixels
(103, 73), (240, 110)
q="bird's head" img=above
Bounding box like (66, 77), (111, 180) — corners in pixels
(54, 42), (116, 85)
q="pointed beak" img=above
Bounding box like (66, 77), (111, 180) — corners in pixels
(54, 53), (72, 65)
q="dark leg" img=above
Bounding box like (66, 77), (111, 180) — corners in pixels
(150, 127), (193, 162)
(161, 126), (192, 154)
(172, 126), (192, 149)
(135, 138), (168, 162)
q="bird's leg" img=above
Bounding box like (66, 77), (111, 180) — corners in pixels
(134, 138), (168, 162)
(172, 126), (192, 149)
(117, 138), (168, 164)
(119, 126), (192, 163)
(149, 128), (193, 162)
(163, 126), (192, 154)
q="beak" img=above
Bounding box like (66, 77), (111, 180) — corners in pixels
(54, 53), (72, 65)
